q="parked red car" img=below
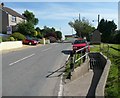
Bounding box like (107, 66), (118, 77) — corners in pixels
(22, 38), (38, 45)
(72, 38), (90, 52)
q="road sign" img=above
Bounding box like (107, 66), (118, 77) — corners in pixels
(7, 26), (12, 34)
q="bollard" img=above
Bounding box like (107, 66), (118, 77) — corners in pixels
(67, 51), (74, 79)
(70, 51), (74, 72)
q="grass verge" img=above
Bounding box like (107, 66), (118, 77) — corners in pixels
(90, 43), (120, 97)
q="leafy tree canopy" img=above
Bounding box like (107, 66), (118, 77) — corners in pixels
(40, 26), (62, 40)
(97, 18), (117, 42)
(68, 17), (95, 40)
(55, 31), (62, 40)
(23, 10), (39, 25)
(17, 21), (35, 36)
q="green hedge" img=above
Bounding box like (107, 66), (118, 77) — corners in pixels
(10, 32), (26, 41)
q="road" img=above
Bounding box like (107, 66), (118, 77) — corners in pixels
(2, 43), (71, 96)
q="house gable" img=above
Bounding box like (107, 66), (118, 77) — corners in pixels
(90, 29), (101, 44)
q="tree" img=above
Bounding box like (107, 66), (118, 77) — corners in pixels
(35, 27), (41, 32)
(41, 26), (56, 38)
(17, 21), (35, 36)
(23, 10), (39, 25)
(68, 17), (95, 39)
(97, 19), (117, 43)
(55, 31), (62, 40)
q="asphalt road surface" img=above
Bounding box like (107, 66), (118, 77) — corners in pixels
(2, 43), (71, 96)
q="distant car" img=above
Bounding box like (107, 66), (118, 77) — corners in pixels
(32, 38), (41, 43)
(72, 38), (90, 52)
(22, 38), (38, 45)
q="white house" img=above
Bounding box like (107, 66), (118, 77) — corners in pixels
(0, 3), (26, 34)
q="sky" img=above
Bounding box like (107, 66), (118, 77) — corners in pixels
(3, 2), (118, 36)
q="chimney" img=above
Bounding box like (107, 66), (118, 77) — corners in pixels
(0, 2), (4, 7)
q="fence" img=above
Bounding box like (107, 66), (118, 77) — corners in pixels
(66, 45), (89, 79)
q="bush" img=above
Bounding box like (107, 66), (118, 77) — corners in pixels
(10, 32), (26, 41)
(9, 37), (15, 41)
(49, 36), (56, 43)
(33, 30), (38, 37)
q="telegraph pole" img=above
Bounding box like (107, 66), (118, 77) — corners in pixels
(98, 14), (100, 25)
(79, 13), (81, 21)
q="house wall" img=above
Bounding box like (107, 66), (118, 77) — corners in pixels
(0, 6), (25, 33)
(8, 14), (17, 26)
(8, 15), (25, 32)
(16, 17), (25, 23)
(0, 8), (2, 33)
(2, 11), (8, 33)
(90, 30), (101, 44)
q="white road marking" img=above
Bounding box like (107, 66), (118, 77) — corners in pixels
(58, 73), (63, 97)
(9, 53), (35, 66)
(42, 47), (52, 52)
(58, 55), (70, 97)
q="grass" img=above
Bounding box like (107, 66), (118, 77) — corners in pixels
(90, 43), (120, 97)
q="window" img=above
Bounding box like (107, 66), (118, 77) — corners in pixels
(74, 39), (86, 44)
(11, 16), (16, 22)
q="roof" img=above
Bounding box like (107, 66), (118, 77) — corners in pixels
(2, 7), (26, 19)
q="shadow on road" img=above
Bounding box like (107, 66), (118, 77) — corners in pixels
(61, 50), (72, 55)
(46, 66), (65, 78)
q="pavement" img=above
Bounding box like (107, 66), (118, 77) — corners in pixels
(63, 70), (94, 96)
(63, 53), (104, 97)
(1, 44), (43, 54)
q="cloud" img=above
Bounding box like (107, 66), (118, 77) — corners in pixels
(10, 2), (118, 34)
(1, 0), (120, 2)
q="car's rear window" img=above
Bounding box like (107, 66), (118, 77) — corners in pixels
(74, 40), (86, 44)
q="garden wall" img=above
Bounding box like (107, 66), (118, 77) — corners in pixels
(0, 41), (23, 51)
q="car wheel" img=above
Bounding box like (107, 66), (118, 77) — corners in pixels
(29, 42), (32, 45)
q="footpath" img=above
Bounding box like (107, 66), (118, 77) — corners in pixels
(63, 52), (110, 97)
(63, 70), (94, 96)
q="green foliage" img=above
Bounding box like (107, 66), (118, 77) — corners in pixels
(97, 19), (117, 43)
(37, 31), (43, 38)
(9, 37), (15, 41)
(55, 31), (62, 40)
(33, 30), (38, 37)
(16, 10), (39, 37)
(113, 31), (120, 44)
(91, 44), (120, 97)
(68, 17), (95, 39)
(41, 26), (57, 39)
(17, 21), (35, 36)
(10, 32), (26, 41)
(35, 27), (41, 32)
(40, 26), (63, 40)
(23, 10), (39, 25)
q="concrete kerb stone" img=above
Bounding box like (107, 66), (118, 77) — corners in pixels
(71, 58), (90, 81)
(58, 54), (70, 96)
(95, 52), (111, 97)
